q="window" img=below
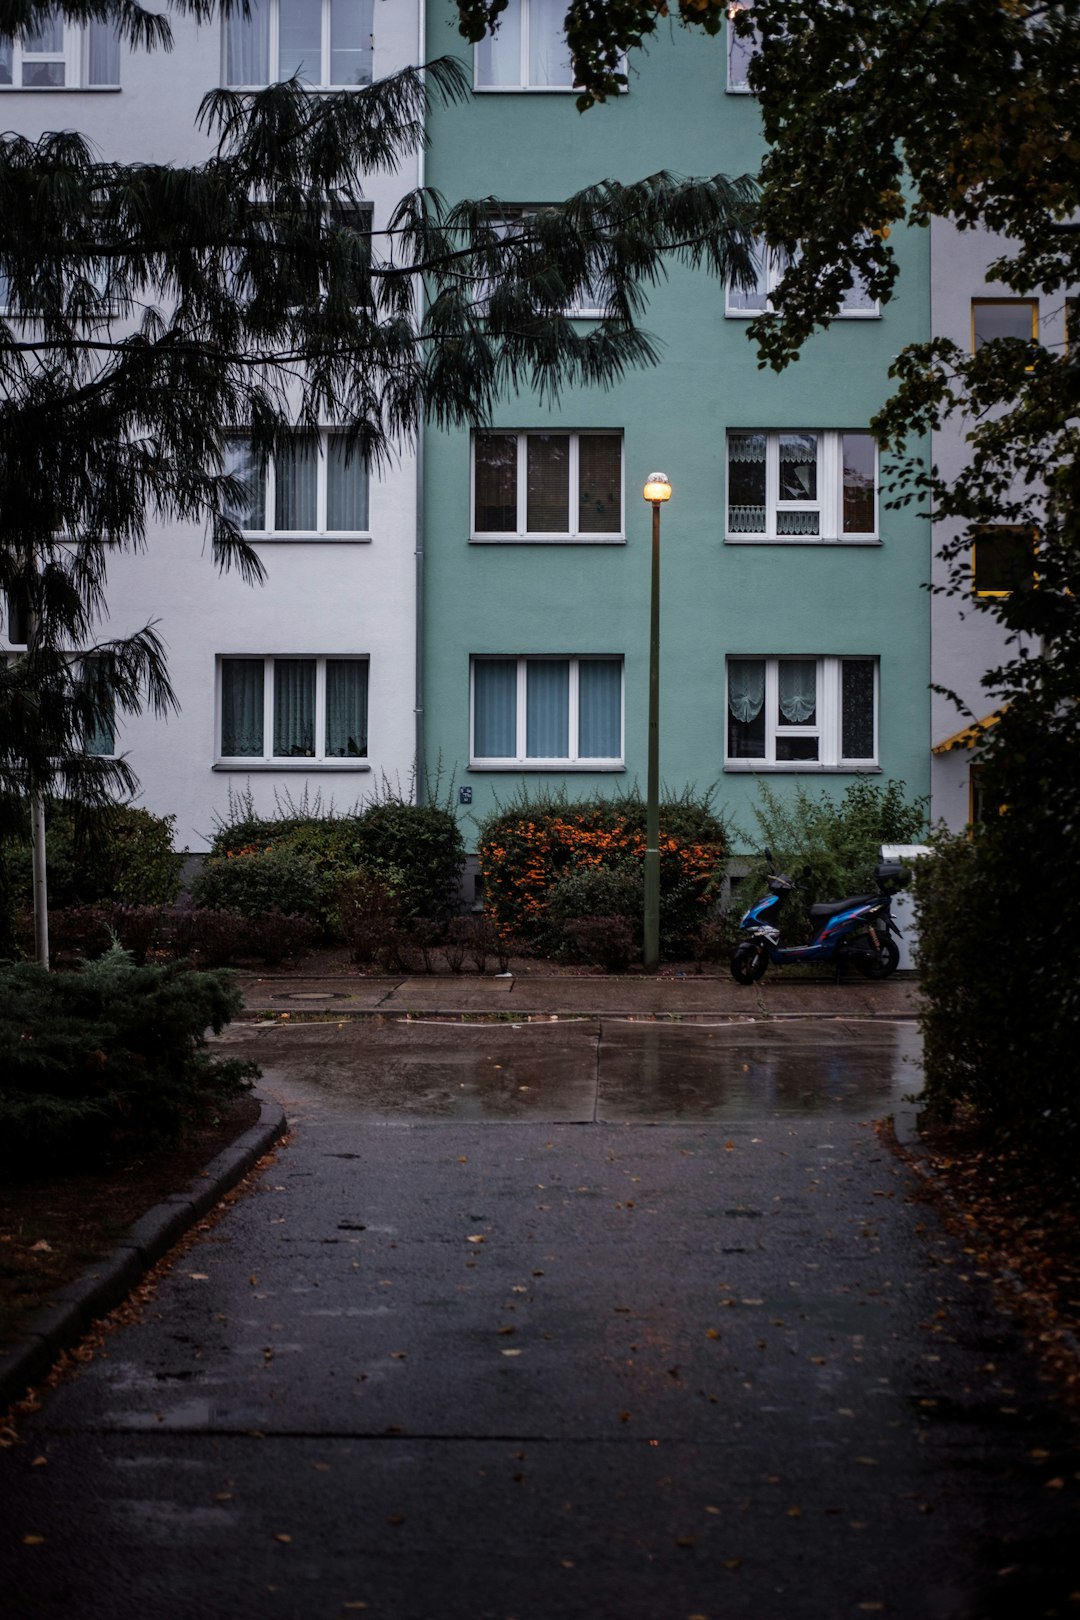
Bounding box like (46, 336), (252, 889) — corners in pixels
(0, 13), (119, 87)
(726, 656), (878, 768)
(218, 656), (368, 763)
(726, 1), (760, 91)
(727, 430), (877, 541)
(480, 210), (606, 318)
(475, 0), (575, 90)
(971, 525), (1037, 596)
(225, 432), (369, 538)
(473, 431), (623, 541)
(972, 298), (1038, 350)
(726, 243), (877, 318)
(225, 0), (373, 88)
(83, 656), (116, 757)
(471, 656), (623, 767)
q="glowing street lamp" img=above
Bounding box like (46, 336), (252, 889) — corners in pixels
(642, 472), (671, 973)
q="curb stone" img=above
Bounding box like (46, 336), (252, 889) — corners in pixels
(0, 1090), (287, 1415)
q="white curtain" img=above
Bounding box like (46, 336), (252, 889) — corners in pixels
(86, 20), (120, 85)
(330, 0), (372, 85)
(728, 431), (766, 533)
(578, 659), (620, 758)
(224, 437), (265, 529)
(475, 0), (520, 84)
(226, 0), (269, 85)
(528, 0), (573, 85)
(778, 660), (816, 724)
(273, 659), (315, 756)
(275, 434), (318, 530)
(474, 660), (517, 757)
(326, 438), (368, 530)
(728, 660), (765, 724)
(221, 659), (265, 756)
(326, 660), (368, 757)
(526, 660), (568, 757)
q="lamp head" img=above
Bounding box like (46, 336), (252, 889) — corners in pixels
(643, 472), (672, 504)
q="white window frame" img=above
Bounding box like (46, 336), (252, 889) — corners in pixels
(470, 655), (625, 770)
(471, 429), (625, 543)
(223, 0), (374, 89)
(726, 243), (878, 319)
(227, 430), (371, 541)
(726, 429), (879, 543)
(725, 656), (879, 771)
(0, 16), (120, 89)
(215, 655), (370, 768)
(473, 0), (578, 92)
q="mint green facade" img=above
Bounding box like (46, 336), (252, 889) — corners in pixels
(422, 13), (931, 853)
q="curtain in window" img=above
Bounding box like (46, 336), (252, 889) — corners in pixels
(841, 660), (875, 759)
(577, 435), (621, 533)
(83, 657), (115, 756)
(224, 437), (265, 529)
(273, 659), (315, 756)
(279, 0), (321, 81)
(330, 0), (372, 84)
(474, 660), (517, 756)
(778, 660), (816, 724)
(529, 0), (574, 84)
(727, 432), (766, 533)
(325, 660), (368, 757)
(727, 3), (758, 87)
(225, 0), (269, 84)
(326, 438), (369, 530)
(526, 660), (568, 757)
(578, 660), (620, 758)
(221, 659), (265, 756)
(842, 432), (875, 533)
(475, 434), (517, 531)
(86, 20), (119, 84)
(275, 434), (318, 530)
(0, 42), (11, 84)
(728, 242), (766, 311)
(728, 660), (765, 724)
(776, 433), (819, 534)
(475, 0), (520, 84)
(526, 434), (569, 531)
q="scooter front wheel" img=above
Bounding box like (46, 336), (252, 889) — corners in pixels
(731, 942), (767, 985)
(852, 933), (900, 979)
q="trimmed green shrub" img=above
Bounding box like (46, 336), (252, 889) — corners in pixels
(477, 787), (728, 960)
(736, 778), (927, 944)
(0, 944), (257, 1175)
(3, 803), (182, 912)
(191, 845), (324, 923)
(563, 914), (636, 972)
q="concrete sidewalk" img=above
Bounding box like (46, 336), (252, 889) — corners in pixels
(235, 969), (923, 1020)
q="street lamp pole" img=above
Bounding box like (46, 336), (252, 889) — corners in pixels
(642, 472), (671, 974)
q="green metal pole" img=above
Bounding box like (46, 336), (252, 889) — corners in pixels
(644, 498), (661, 973)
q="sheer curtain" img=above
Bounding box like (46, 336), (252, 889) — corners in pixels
(578, 660), (621, 758)
(273, 659), (315, 755)
(778, 660), (816, 724)
(330, 0), (372, 85)
(728, 243), (767, 311)
(226, 0), (269, 86)
(275, 435), (318, 530)
(474, 660), (517, 756)
(727, 432), (767, 533)
(279, 0), (320, 82)
(475, 0), (520, 83)
(776, 433), (819, 534)
(225, 437), (265, 529)
(526, 660), (568, 757)
(85, 20), (120, 85)
(221, 659), (265, 756)
(528, 0), (573, 85)
(325, 660), (368, 757)
(728, 660), (764, 724)
(326, 438), (368, 530)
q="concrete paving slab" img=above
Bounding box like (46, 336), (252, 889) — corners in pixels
(238, 976), (398, 1012)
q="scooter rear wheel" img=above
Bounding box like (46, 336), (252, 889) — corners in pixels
(853, 934), (900, 979)
(731, 942), (767, 985)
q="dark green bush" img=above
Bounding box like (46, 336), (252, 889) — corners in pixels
(0, 944), (257, 1175)
(736, 778), (927, 944)
(563, 914), (636, 972)
(3, 803), (182, 912)
(349, 802), (465, 924)
(191, 845), (325, 923)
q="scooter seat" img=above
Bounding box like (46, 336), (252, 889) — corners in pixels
(807, 895), (879, 920)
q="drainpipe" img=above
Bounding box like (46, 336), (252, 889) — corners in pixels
(413, 0), (427, 807)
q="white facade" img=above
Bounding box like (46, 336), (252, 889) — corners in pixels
(1, 3), (423, 852)
(929, 218), (1068, 831)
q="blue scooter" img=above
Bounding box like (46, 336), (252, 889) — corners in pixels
(730, 851), (909, 984)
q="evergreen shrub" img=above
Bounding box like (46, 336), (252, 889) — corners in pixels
(4, 804), (182, 911)
(0, 944), (257, 1175)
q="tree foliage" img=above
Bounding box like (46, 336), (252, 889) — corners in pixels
(1, 13), (756, 825)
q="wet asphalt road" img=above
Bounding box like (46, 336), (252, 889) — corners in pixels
(2, 1018), (1078, 1620)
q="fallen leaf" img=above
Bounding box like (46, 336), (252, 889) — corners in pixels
(273, 1533), (292, 1544)
(675, 1535), (695, 1548)
(22, 1535), (45, 1546)
(387, 1514), (406, 1526)
(29, 1240), (51, 1253)
(706, 1329), (721, 1340)
(502, 1349), (523, 1357)
(188, 1273), (210, 1282)
(467, 1235), (486, 1244)
(30, 1456), (47, 1468)
(787, 1505), (802, 1518)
